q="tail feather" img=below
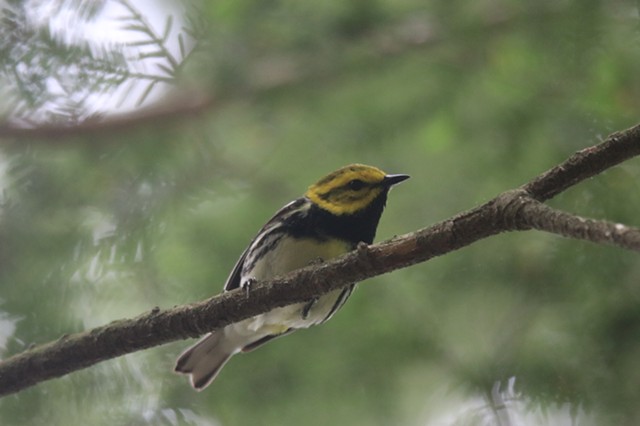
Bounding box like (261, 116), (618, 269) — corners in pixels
(174, 331), (235, 390)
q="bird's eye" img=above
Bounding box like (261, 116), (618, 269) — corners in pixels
(347, 179), (365, 190)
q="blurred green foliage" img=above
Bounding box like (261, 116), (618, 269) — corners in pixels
(1, 0), (640, 425)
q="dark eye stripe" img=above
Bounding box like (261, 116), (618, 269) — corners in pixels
(347, 179), (365, 190)
(317, 178), (374, 201)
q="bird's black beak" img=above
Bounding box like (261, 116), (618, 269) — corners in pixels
(382, 174), (410, 187)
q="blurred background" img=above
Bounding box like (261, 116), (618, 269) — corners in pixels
(1, 0), (640, 424)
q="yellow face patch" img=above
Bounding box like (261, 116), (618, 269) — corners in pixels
(305, 164), (388, 215)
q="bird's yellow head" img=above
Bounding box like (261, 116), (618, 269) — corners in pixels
(305, 164), (409, 215)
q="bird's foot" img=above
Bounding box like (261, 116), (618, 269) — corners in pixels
(241, 277), (256, 298)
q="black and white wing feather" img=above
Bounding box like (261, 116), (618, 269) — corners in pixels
(223, 198), (309, 291)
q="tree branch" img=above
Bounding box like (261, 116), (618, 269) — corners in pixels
(0, 94), (215, 142)
(1, 123), (639, 397)
(523, 126), (640, 201)
(511, 195), (640, 250)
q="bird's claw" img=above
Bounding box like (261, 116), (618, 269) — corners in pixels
(308, 257), (324, 266)
(241, 277), (256, 298)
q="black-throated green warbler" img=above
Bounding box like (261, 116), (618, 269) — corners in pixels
(175, 164), (409, 389)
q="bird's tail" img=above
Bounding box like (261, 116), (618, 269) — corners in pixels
(174, 331), (235, 390)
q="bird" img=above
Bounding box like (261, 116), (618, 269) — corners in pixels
(174, 164), (409, 390)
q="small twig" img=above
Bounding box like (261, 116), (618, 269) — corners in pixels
(116, 0), (180, 71)
(498, 190), (640, 251)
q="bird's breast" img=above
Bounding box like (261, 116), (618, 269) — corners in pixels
(234, 236), (354, 335)
(247, 236), (352, 281)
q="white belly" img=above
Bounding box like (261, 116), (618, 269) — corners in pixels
(231, 237), (352, 338)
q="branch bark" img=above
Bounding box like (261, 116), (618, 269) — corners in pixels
(1, 123), (639, 397)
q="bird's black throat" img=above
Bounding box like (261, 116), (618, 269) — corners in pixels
(289, 191), (390, 246)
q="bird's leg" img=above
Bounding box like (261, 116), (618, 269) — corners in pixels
(302, 299), (317, 319)
(301, 256), (324, 318)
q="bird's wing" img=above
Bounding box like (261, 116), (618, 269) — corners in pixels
(223, 197), (308, 291)
(222, 245), (250, 291)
